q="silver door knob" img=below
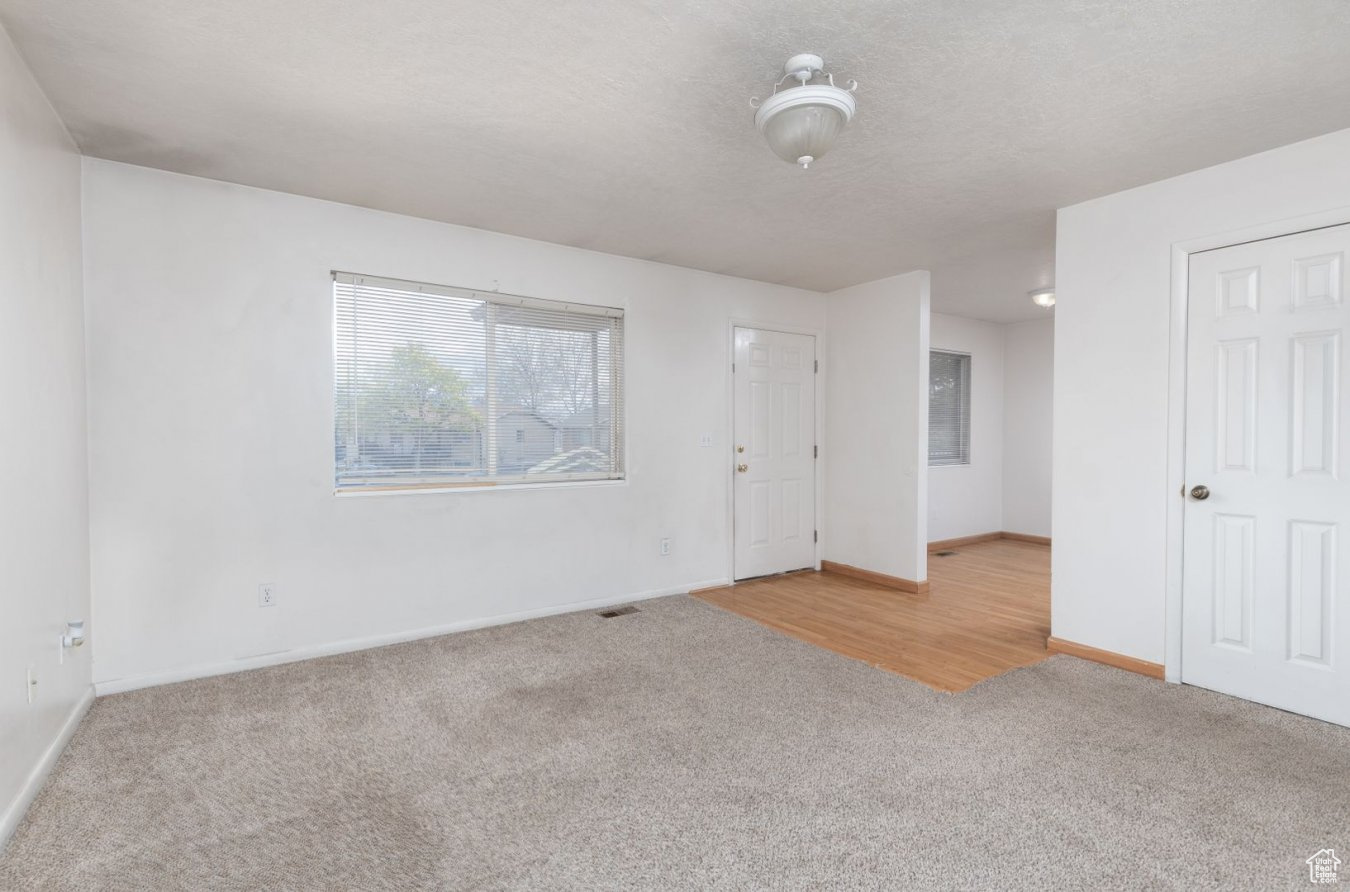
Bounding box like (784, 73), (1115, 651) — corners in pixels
(1190, 484), (1210, 500)
(737, 464), (749, 473)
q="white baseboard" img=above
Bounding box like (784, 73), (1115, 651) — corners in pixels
(0, 685), (95, 852)
(94, 579), (728, 697)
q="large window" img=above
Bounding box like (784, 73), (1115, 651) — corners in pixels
(929, 350), (971, 466)
(334, 272), (624, 491)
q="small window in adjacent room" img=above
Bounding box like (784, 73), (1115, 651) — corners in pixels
(333, 272), (625, 492)
(929, 350), (971, 466)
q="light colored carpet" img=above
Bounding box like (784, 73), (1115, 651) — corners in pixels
(2, 595), (1347, 890)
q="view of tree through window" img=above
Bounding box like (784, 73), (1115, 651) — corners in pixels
(929, 350), (971, 466)
(334, 274), (624, 489)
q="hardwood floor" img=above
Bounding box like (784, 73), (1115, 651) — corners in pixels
(694, 539), (1050, 692)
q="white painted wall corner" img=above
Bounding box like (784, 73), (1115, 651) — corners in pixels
(0, 686), (94, 853)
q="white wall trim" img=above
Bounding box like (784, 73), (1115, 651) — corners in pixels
(1164, 242), (1190, 684)
(724, 318), (826, 584)
(1163, 204), (1350, 685)
(0, 685), (94, 852)
(93, 579), (725, 697)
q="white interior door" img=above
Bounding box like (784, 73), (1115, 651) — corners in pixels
(1182, 223), (1350, 726)
(733, 327), (816, 581)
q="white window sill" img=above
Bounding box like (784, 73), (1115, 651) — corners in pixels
(334, 477), (628, 498)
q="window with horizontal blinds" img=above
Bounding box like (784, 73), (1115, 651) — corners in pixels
(929, 350), (971, 466)
(333, 272), (625, 491)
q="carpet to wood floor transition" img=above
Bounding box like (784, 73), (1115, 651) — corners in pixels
(696, 538), (1052, 691)
(2, 595), (1347, 890)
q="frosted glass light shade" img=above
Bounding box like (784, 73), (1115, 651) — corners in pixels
(763, 103), (845, 166)
(755, 84), (856, 169)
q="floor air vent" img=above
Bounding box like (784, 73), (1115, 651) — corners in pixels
(934, 550), (958, 557)
(598, 605), (639, 618)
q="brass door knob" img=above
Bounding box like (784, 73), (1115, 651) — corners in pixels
(736, 445), (745, 453)
(737, 463), (749, 473)
(1190, 484), (1210, 500)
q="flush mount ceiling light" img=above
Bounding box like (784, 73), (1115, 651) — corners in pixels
(751, 53), (858, 169)
(1030, 287), (1056, 308)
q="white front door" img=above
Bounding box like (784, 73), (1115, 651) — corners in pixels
(733, 327), (816, 581)
(1182, 223), (1350, 726)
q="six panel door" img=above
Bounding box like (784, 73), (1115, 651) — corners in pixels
(1182, 223), (1350, 727)
(733, 327), (816, 581)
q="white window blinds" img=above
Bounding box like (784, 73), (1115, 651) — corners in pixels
(929, 350), (971, 466)
(334, 272), (625, 491)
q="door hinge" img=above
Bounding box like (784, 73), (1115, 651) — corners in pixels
(732, 362), (736, 373)
(814, 359), (819, 373)
(814, 444), (818, 458)
(814, 530), (818, 543)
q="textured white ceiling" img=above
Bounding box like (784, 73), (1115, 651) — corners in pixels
(3, 0), (1349, 322)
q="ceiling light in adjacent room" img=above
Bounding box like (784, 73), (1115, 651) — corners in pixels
(1030, 287), (1056, 308)
(752, 54), (858, 169)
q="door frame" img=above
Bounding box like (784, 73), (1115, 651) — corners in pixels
(1163, 205), (1350, 683)
(725, 319), (825, 585)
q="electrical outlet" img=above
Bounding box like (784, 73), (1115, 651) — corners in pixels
(698, 433), (712, 448)
(258, 583), (278, 608)
(659, 538), (672, 556)
(26, 666), (36, 704)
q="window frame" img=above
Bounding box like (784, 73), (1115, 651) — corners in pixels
(332, 271), (627, 495)
(928, 349), (972, 468)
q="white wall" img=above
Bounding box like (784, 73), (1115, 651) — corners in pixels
(823, 271), (929, 583)
(927, 313), (1004, 542)
(1055, 127), (1350, 664)
(81, 160), (828, 690)
(0, 27), (92, 844)
(1002, 317), (1054, 538)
